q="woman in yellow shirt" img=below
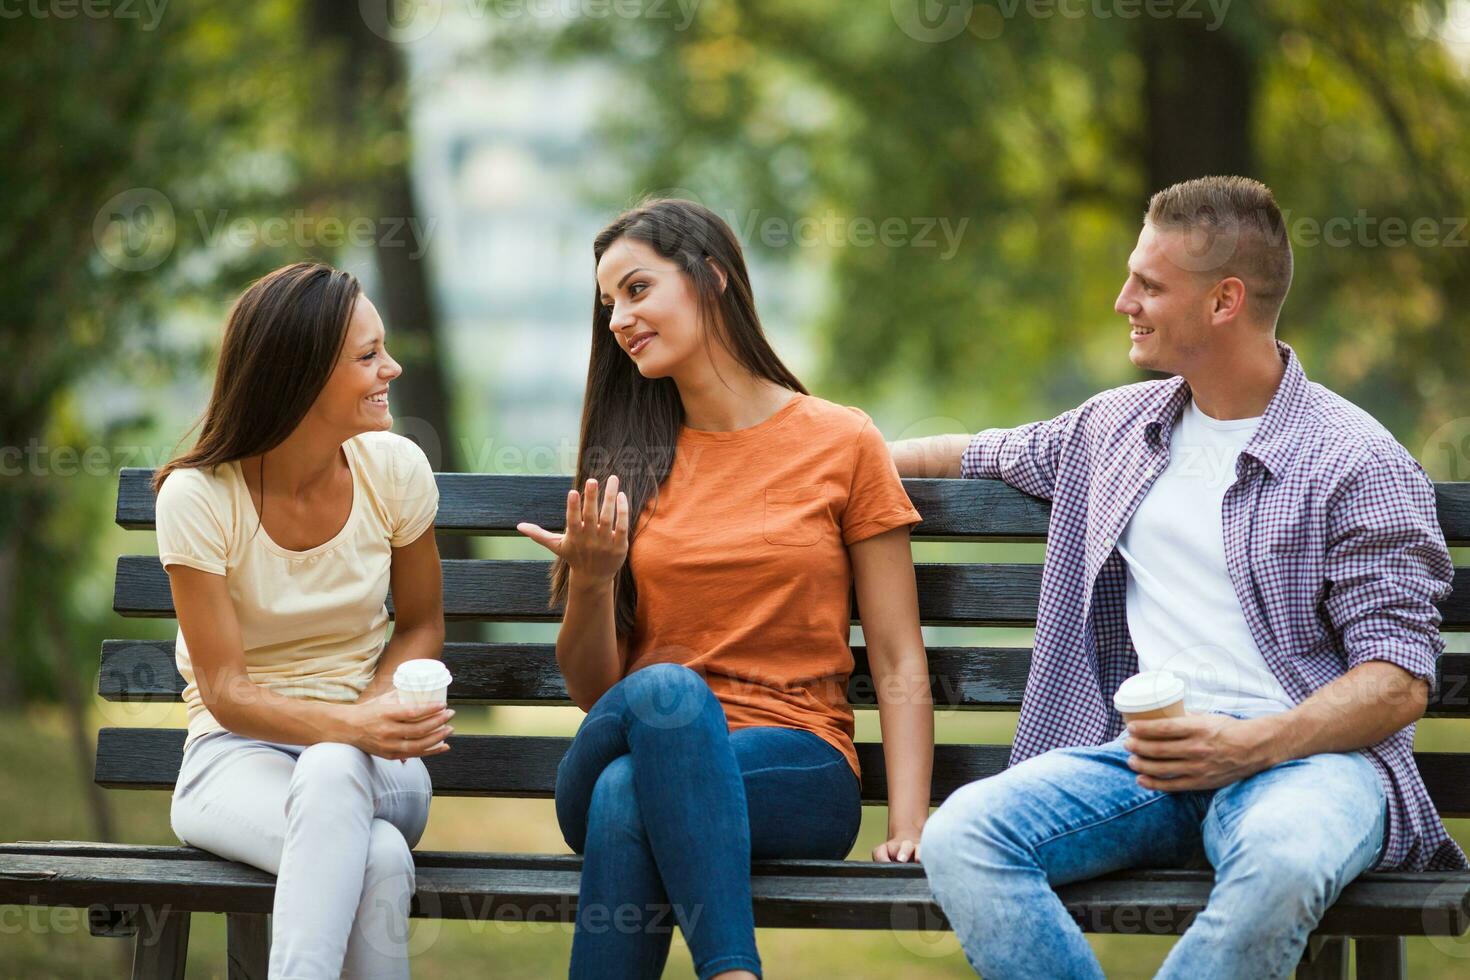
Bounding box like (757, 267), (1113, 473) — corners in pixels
(154, 262), (452, 978)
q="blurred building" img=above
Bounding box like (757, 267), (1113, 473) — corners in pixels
(403, 9), (815, 475)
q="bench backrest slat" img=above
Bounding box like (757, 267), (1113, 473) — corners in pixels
(96, 640), (1470, 719)
(114, 556), (1070, 627)
(92, 727), (1470, 816)
(115, 469), (1470, 545)
(111, 555), (1470, 629)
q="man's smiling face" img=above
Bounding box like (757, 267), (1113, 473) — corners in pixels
(1114, 221), (1223, 376)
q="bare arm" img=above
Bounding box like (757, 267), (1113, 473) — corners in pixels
(518, 476), (627, 711)
(167, 564), (452, 757)
(171, 561), (354, 744)
(355, 526), (446, 704)
(888, 434), (972, 478)
(890, 408), (1084, 502)
(557, 576), (623, 711)
(1125, 661), (1427, 791)
(168, 564), (452, 758)
(1266, 660), (1427, 758)
(851, 525), (933, 863)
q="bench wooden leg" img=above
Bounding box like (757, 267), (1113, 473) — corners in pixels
(1295, 935), (1348, 979)
(1354, 937), (1406, 980)
(227, 912), (270, 979)
(131, 905), (189, 980)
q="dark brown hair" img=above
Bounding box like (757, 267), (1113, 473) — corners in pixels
(152, 262), (363, 494)
(1146, 175), (1294, 325)
(551, 198), (808, 635)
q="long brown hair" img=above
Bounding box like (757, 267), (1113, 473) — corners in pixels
(152, 262), (362, 494)
(551, 198), (808, 635)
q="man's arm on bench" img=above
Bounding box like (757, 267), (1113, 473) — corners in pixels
(887, 434), (972, 479)
(889, 408), (1081, 499)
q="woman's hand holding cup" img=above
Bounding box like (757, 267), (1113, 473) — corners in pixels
(517, 475), (629, 584)
(350, 698), (453, 761)
(351, 659), (455, 761)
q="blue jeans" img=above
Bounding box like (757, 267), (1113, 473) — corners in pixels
(920, 723), (1387, 979)
(555, 663), (862, 980)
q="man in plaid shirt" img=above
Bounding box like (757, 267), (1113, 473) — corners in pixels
(892, 176), (1461, 978)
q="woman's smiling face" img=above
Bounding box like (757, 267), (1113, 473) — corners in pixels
(596, 237), (710, 379)
(311, 295), (403, 435)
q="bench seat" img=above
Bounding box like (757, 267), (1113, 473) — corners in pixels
(4, 842), (1468, 938)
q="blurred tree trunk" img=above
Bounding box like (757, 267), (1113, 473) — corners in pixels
(305, 2), (477, 645)
(1140, 18), (1255, 193)
(0, 536), (23, 708)
(0, 454), (57, 711)
(43, 603), (115, 842)
(0, 494), (36, 709)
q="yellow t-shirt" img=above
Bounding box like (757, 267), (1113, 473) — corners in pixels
(153, 431), (439, 747)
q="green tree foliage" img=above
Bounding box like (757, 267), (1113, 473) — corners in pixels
(0, 1), (348, 704)
(493, 0), (1470, 449)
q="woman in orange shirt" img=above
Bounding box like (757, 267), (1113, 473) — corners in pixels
(517, 199), (934, 979)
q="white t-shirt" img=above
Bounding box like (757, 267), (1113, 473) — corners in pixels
(154, 430), (439, 747)
(1117, 398), (1295, 717)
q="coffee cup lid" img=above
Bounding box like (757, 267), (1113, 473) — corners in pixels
(393, 659), (452, 690)
(1113, 670), (1186, 714)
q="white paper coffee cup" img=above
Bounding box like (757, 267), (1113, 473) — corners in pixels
(1113, 670), (1187, 722)
(393, 659), (452, 708)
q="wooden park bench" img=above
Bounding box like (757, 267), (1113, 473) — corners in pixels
(1, 468), (1468, 978)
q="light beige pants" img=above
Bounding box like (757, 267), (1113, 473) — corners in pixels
(170, 731), (433, 979)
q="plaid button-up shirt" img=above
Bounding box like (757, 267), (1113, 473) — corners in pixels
(962, 341), (1463, 871)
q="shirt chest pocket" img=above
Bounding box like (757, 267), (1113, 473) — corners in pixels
(763, 485), (829, 547)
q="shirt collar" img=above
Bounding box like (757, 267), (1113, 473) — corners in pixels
(1142, 377), (1192, 451)
(1142, 340), (1306, 479)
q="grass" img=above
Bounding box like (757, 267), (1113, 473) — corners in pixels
(2, 700), (1468, 978)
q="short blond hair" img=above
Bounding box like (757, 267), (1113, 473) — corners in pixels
(1146, 176), (1293, 325)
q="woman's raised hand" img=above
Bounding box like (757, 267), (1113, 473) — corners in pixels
(517, 475), (629, 584)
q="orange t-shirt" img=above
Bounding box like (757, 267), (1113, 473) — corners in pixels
(620, 393), (922, 779)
